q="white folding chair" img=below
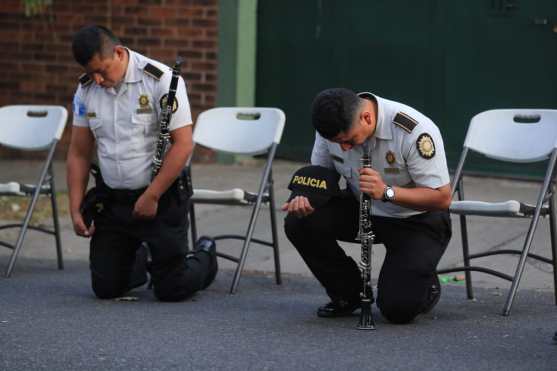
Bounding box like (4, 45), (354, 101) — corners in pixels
(0, 105), (68, 277)
(437, 109), (557, 315)
(188, 107), (285, 294)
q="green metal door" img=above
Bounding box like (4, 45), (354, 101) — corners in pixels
(256, 0), (557, 177)
(256, 0), (440, 161)
(443, 0), (557, 177)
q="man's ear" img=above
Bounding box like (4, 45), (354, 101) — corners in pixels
(114, 45), (126, 60)
(362, 111), (372, 126)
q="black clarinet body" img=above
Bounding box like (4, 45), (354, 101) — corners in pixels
(151, 59), (182, 179)
(357, 149), (376, 330)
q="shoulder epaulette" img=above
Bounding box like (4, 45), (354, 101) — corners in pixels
(393, 112), (418, 133)
(79, 73), (92, 87)
(143, 63), (164, 80)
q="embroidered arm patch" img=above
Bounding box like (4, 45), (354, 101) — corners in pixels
(416, 133), (436, 159)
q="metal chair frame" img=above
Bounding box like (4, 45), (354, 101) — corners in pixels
(0, 105), (67, 277)
(437, 109), (557, 315)
(187, 107), (285, 294)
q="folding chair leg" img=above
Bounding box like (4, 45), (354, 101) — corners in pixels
(503, 151), (557, 316)
(5, 205), (36, 277)
(267, 173), (282, 285)
(230, 189), (269, 294)
(231, 217), (257, 294)
(460, 215), (474, 300)
(5, 144), (57, 277)
(549, 190), (557, 306)
(456, 183), (474, 300)
(230, 145), (278, 294)
(49, 168), (63, 270)
(459, 215), (474, 300)
(503, 213), (543, 316)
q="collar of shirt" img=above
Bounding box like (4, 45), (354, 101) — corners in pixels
(123, 48), (142, 84)
(357, 91), (392, 141)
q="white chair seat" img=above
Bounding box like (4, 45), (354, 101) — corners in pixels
(0, 182), (51, 196)
(0, 182), (25, 196)
(450, 200), (546, 217)
(450, 200), (521, 217)
(191, 188), (268, 205)
(192, 188), (249, 205)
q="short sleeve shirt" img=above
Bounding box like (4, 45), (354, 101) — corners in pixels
(72, 49), (192, 190)
(311, 92), (450, 218)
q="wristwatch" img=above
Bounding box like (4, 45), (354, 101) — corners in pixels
(383, 185), (395, 202)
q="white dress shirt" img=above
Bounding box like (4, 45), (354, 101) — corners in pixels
(311, 92), (450, 218)
(72, 49), (192, 189)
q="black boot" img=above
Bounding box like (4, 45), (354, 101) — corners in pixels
(194, 236), (218, 289)
(421, 275), (441, 314)
(317, 298), (360, 318)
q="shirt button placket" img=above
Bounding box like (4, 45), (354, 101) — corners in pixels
(114, 96), (122, 183)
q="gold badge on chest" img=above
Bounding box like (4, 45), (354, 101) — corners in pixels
(139, 94), (149, 107)
(136, 94), (153, 114)
(384, 150), (400, 174)
(385, 150), (396, 165)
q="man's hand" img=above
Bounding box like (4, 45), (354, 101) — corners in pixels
(71, 210), (95, 237)
(359, 167), (386, 200)
(133, 191), (159, 219)
(281, 195), (315, 218)
(67, 126), (96, 237)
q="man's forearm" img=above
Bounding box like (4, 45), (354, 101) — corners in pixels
(389, 184), (452, 211)
(146, 143), (191, 200)
(67, 156), (91, 214)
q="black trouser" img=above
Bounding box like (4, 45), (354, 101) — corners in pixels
(89, 183), (214, 302)
(284, 193), (451, 324)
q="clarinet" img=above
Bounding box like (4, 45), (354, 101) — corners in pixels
(357, 144), (376, 330)
(151, 59), (182, 179)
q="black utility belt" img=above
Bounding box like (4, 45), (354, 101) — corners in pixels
(103, 186), (147, 202)
(100, 179), (189, 203)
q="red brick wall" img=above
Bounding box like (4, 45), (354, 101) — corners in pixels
(0, 0), (218, 159)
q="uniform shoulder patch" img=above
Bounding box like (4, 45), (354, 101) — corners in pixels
(416, 133), (436, 159)
(160, 94), (178, 113)
(143, 63), (164, 80)
(393, 112), (418, 133)
(79, 73), (92, 87)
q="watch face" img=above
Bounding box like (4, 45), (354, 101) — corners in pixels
(386, 187), (395, 199)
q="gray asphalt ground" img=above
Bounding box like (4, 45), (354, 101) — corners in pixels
(1, 159), (557, 370)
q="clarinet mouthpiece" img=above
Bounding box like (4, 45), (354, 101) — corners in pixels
(174, 57), (184, 71)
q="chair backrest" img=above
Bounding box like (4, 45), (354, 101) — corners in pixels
(193, 107), (285, 155)
(0, 105), (68, 151)
(464, 109), (557, 163)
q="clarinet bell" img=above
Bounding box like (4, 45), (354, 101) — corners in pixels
(357, 302), (376, 330)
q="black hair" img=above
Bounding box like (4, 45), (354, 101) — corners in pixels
(72, 25), (120, 66)
(311, 88), (362, 140)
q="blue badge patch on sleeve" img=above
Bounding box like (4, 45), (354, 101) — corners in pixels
(73, 95), (87, 118)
